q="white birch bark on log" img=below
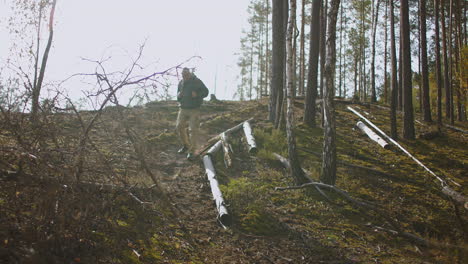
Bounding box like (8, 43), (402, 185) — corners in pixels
(356, 121), (390, 149)
(220, 132), (232, 168)
(207, 140), (222, 156)
(202, 155), (231, 227)
(347, 106), (467, 209)
(242, 121), (258, 154)
(197, 118), (254, 157)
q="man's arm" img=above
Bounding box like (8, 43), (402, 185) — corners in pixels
(177, 82), (183, 101)
(196, 79), (209, 98)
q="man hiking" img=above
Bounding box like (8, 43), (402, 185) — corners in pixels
(176, 68), (209, 160)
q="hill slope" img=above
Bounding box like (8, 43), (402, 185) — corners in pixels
(0, 99), (466, 263)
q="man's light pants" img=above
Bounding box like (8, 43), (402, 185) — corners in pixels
(176, 108), (200, 153)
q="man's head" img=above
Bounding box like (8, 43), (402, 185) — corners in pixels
(182, 68), (192, 81)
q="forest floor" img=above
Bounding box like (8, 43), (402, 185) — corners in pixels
(0, 98), (467, 263)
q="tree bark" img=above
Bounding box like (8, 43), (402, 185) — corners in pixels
(319, 0), (328, 99)
(269, 0), (285, 122)
(202, 155), (231, 227)
(304, 0), (322, 127)
(321, 0), (340, 185)
(390, 0), (398, 139)
(384, 0), (389, 104)
(299, 0), (306, 96)
(419, 0), (432, 122)
(434, 0), (444, 128)
(370, 0), (381, 103)
(400, 0), (415, 140)
(441, 0), (451, 122)
(31, 0), (57, 124)
(286, 0), (308, 184)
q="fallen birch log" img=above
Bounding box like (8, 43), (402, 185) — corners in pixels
(202, 155), (231, 227)
(196, 118), (254, 157)
(242, 121), (258, 154)
(445, 124), (468, 134)
(207, 140), (222, 155)
(347, 106), (467, 209)
(356, 121), (390, 149)
(220, 132), (232, 168)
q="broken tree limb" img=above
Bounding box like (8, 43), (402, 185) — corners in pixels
(242, 121), (258, 154)
(356, 121), (390, 149)
(202, 155), (231, 227)
(347, 106), (459, 187)
(273, 153), (333, 202)
(220, 133), (232, 168)
(347, 106), (467, 209)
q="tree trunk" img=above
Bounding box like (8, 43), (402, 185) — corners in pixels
(420, 0), (432, 122)
(448, 0), (455, 124)
(275, 0), (289, 129)
(441, 0), (451, 122)
(434, 0), (443, 128)
(304, 0), (322, 127)
(299, 0), (306, 96)
(31, 0), (57, 124)
(383, 0), (389, 103)
(319, 0), (328, 99)
(265, 0), (270, 96)
(370, 0), (381, 103)
(321, 0), (340, 185)
(338, 2), (343, 97)
(286, 0), (308, 184)
(398, 38), (403, 110)
(269, 0), (286, 122)
(401, 0), (415, 140)
(390, 0), (398, 139)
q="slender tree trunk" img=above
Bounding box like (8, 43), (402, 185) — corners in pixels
(419, 0), (432, 122)
(265, 0), (270, 96)
(434, 0), (443, 128)
(441, 0), (451, 121)
(320, 0), (328, 99)
(371, 0), (381, 103)
(401, 0), (415, 140)
(299, 0), (306, 96)
(455, 0), (465, 121)
(338, 2), (343, 97)
(269, 0), (285, 122)
(292, 18), (298, 98)
(448, 0), (455, 124)
(362, 0), (367, 102)
(384, 0), (389, 104)
(398, 37), (403, 110)
(286, 0), (308, 184)
(321, 0), (340, 185)
(31, 0), (57, 124)
(249, 27), (255, 101)
(304, 0), (322, 127)
(354, 58), (358, 98)
(390, 0), (398, 139)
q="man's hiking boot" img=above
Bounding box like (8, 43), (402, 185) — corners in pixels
(186, 153), (194, 161)
(177, 146), (188, 154)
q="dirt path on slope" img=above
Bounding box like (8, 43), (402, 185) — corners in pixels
(142, 102), (351, 264)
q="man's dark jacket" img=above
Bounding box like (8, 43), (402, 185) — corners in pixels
(177, 76), (209, 109)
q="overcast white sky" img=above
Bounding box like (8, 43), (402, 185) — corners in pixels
(0, 0), (251, 105)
